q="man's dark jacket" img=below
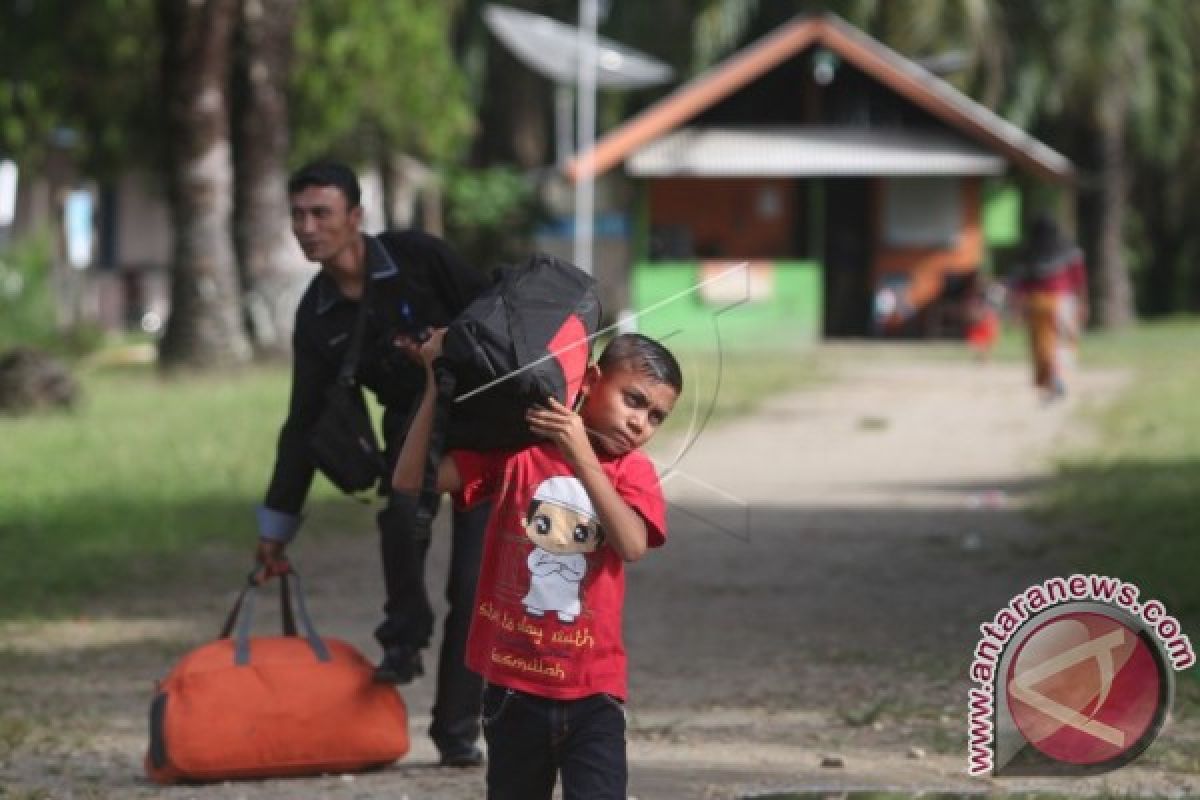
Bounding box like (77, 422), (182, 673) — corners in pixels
(261, 231), (488, 529)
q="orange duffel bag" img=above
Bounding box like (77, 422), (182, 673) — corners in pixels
(145, 569), (409, 784)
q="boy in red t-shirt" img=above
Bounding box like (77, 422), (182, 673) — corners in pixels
(392, 332), (681, 800)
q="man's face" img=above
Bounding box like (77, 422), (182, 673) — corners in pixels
(289, 186), (362, 263)
(580, 364), (678, 457)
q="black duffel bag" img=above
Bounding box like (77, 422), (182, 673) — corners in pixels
(415, 252), (601, 525)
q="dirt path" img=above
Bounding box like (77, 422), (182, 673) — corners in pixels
(3, 348), (1197, 799)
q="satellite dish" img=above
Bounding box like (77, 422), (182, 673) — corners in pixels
(483, 4), (673, 89)
(916, 49), (970, 76)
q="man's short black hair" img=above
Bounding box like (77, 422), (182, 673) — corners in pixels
(287, 161), (361, 209)
(597, 333), (683, 394)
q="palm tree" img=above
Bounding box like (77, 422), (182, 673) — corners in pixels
(1124, 1), (1200, 314)
(157, 0), (251, 369)
(232, 0), (308, 358)
(848, 0), (1197, 328)
(996, 0), (1198, 328)
(1020, 1), (1139, 328)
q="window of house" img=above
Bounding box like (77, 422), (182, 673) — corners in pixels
(882, 177), (961, 248)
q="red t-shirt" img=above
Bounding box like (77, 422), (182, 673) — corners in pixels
(451, 443), (667, 701)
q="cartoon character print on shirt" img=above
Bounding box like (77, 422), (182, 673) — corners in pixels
(521, 475), (604, 624)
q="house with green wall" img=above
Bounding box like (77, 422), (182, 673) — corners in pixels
(566, 13), (1073, 344)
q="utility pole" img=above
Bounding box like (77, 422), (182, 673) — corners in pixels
(572, 0), (598, 275)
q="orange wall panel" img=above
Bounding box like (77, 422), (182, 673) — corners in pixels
(649, 177), (795, 260)
(872, 177), (982, 308)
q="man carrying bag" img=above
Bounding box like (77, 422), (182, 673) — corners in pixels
(255, 161), (490, 767)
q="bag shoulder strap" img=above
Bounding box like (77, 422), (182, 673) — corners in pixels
(337, 237), (392, 386)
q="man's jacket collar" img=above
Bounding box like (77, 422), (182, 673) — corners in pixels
(315, 234), (397, 314)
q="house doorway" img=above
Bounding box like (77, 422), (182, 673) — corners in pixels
(822, 178), (873, 336)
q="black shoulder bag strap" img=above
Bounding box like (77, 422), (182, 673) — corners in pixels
(338, 243), (375, 387)
(325, 240), (382, 500)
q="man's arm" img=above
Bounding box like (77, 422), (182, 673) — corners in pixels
(391, 330), (462, 495)
(256, 324), (333, 579)
(526, 398), (649, 562)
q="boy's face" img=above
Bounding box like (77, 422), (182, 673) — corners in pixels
(289, 185), (362, 264)
(580, 364), (678, 457)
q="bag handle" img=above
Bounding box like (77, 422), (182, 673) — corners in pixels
(338, 233), (403, 386)
(219, 570), (297, 638)
(219, 569), (331, 666)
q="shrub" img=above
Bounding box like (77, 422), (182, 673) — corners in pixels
(0, 230), (107, 357)
(0, 230), (56, 348)
(443, 166), (540, 274)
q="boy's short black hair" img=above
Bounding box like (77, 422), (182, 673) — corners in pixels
(597, 333), (683, 394)
(287, 161), (361, 209)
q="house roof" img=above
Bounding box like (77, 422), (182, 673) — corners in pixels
(566, 13), (1073, 184)
(627, 126), (1008, 177)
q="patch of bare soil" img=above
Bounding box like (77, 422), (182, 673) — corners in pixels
(3, 350), (1197, 799)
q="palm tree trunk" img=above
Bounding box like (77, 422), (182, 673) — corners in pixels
(1094, 91), (1136, 328)
(233, 0), (308, 358)
(1137, 165), (1183, 315)
(471, 37), (550, 168)
(157, 0), (251, 369)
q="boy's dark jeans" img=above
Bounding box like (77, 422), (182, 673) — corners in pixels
(375, 495), (489, 756)
(481, 683), (627, 800)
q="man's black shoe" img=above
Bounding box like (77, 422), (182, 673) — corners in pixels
(373, 646), (424, 685)
(438, 744), (485, 768)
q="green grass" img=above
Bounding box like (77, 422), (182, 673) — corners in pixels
(0, 363), (357, 617)
(1054, 317), (1200, 714)
(1046, 316), (1200, 636)
(0, 345), (823, 619)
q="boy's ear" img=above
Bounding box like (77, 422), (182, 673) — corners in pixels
(574, 365), (602, 410)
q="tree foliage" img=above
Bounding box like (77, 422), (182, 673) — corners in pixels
(6, 0), (1200, 334)
(0, 0), (161, 175)
(289, 0), (473, 167)
(984, 0), (1199, 322)
(444, 165), (539, 272)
